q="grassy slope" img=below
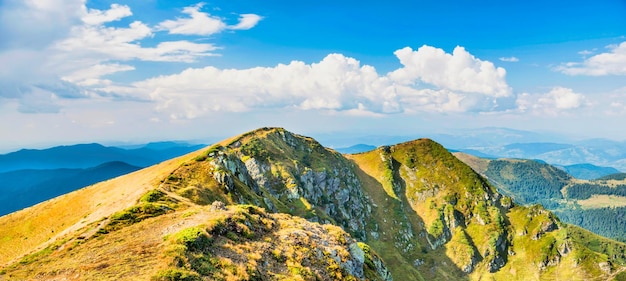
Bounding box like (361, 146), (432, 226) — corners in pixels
(0, 129), (389, 281)
(455, 153), (626, 243)
(0, 148), (207, 266)
(2, 201), (388, 281)
(346, 148), (428, 281)
(354, 140), (626, 280)
(2, 128), (626, 281)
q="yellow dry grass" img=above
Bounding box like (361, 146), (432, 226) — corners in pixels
(577, 195), (626, 209)
(452, 152), (490, 175)
(0, 147), (207, 266)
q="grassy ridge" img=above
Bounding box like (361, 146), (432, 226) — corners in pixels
(2, 128), (626, 280)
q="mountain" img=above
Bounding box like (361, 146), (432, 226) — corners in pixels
(0, 161), (142, 216)
(334, 144), (377, 154)
(0, 142), (206, 215)
(455, 153), (626, 243)
(0, 142), (206, 173)
(560, 163), (621, 180)
(1, 128), (625, 280)
(458, 140), (626, 172)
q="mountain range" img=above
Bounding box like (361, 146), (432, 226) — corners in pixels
(1, 127), (626, 280)
(455, 140), (626, 173)
(0, 142), (206, 216)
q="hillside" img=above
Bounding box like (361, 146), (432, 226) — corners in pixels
(0, 142), (205, 173)
(1, 128), (626, 280)
(0, 142), (205, 216)
(560, 163), (620, 180)
(455, 153), (626, 243)
(0, 161), (142, 216)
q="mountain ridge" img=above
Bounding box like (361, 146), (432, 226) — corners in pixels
(2, 127), (626, 280)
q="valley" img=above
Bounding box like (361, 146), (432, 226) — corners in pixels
(455, 152), (626, 243)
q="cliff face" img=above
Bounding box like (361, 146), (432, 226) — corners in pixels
(2, 127), (625, 281)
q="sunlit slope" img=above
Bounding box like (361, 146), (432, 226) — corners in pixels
(2, 127), (626, 281)
(0, 128), (391, 281)
(456, 152), (626, 242)
(350, 140), (626, 280)
(0, 148), (207, 266)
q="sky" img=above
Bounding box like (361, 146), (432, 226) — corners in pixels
(1, 0), (626, 152)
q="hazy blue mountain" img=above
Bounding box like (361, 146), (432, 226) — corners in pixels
(0, 161), (141, 216)
(430, 127), (567, 148)
(560, 163), (621, 180)
(0, 141), (206, 215)
(460, 139), (626, 172)
(596, 173), (626, 181)
(0, 142), (206, 173)
(334, 144), (376, 154)
(454, 148), (498, 159)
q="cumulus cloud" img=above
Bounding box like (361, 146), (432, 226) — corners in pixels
(499, 57), (519, 62)
(55, 9), (218, 63)
(132, 54), (401, 119)
(557, 42), (626, 75)
(156, 3), (262, 35)
(389, 45), (512, 97)
(126, 46), (514, 119)
(81, 3), (131, 25)
(0, 1), (260, 113)
(516, 87), (586, 114)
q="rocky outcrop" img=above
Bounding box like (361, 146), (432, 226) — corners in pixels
(209, 129), (373, 240)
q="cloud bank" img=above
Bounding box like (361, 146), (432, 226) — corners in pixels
(0, 1), (261, 113)
(3, 1), (604, 123)
(557, 41), (626, 76)
(125, 45), (516, 119)
(517, 87), (586, 115)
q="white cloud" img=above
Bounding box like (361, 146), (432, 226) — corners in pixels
(499, 56), (519, 62)
(55, 15), (218, 63)
(156, 3), (262, 35)
(81, 4), (131, 25)
(557, 42), (626, 75)
(0, 0), (84, 49)
(0, 1), (259, 113)
(230, 14), (263, 30)
(389, 45), (512, 97)
(63, 63), (135, 86)
(132, 54), (402, 118)
(125, 47), (514, 119)
(578, 49), (595, 56)
(516, 87), (586, 114)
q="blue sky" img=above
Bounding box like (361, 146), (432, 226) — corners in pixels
(0, 0), (625, 152)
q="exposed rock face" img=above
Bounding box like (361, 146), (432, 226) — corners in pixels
(208, 129), (372, 240)
(210, 152), (259, 193)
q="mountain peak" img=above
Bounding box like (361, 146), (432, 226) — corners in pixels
(2, 128), (625, 280)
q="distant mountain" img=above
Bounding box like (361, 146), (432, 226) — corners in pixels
(430, 127), (567, 148)
(0, 161), (141, 216)
(560, 163), (621, 180)
(0, 142), (206, 173)
(460, 140), (626, 172)
(334, 144), (376, 154)
(454, 148), (498, 159)
(0, 141), (206, 215)
(596, 173), (626, 181)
